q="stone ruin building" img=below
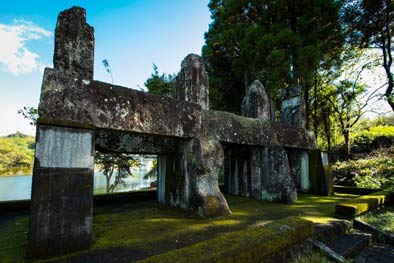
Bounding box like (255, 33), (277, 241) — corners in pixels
(28, 6), (332, 259)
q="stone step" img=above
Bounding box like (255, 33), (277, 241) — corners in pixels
(314, 220), (352, 243)
(326, 232), (372, 259)
(353, 243), (394, 263)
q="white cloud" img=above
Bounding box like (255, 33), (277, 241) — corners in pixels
(0, 19), (52, 75)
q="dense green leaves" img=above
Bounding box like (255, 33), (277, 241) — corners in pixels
(203, 0), (344, 113)
(0, 133), (34, 175)
(144, 64), (176, 97)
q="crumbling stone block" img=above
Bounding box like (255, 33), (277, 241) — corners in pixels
(181, 136), (231, 217)
(54, 6), (94, 79)
(176, 54), (209, 109)
(242, 80), (271, 121)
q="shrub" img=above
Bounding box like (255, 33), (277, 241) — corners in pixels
(352, 126), (394, 153)
(332, 147), (394, 190)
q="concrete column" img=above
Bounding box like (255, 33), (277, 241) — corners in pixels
(300, 151), (310, 192)
(260, 146), (297, 203)
(28, 125), (94, 258)
(288, 149), (310, 192)
(250, 146), (262, 199)
(157, 155), (166, 204)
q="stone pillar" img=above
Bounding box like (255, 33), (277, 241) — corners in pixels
(309, 151), (333, 196)
(242, 80), (271, 121)
(281, 86), (306, 128)
(250, 147), (262, 199)
(28, 125), (94, 258)
(54, 6), (94, 79)
(173, 54), (229, 217)
(261, 146), (297, 203)
(28, 7), (95, 259)
(281, 85), (310, 193)
(176, 54), (209, 109)
(180, 136), (231, 217)
(240, 80), (268, 199)
(157, 155), (167, 204)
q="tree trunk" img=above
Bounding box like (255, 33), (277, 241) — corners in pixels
(313, 67), (318, 141)
(304, 83), (310, 130)
(322, 104), (331, 151)
(343, 130), (350, 158)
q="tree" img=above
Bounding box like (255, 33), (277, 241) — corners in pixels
(144, 64), (176, 97)
(95, 152), (141, 193)
(18, 107), (39, 126)
(342, 0), (394, 111)
(322, 47), (381, 156)
(202, 0), (344, 115)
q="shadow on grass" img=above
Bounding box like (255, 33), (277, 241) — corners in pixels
(0, 193), (359, 263)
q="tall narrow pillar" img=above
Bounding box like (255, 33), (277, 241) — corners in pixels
(28, 125), (94, 258)
(176, 54), (209, 109)
(174, 54), (230, 217)
(281, 86), (310, 193)
(28, 6), (95, 258)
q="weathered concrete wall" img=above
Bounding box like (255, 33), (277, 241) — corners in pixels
(38, 69), (202, 138)
(38, 69), (315, 150)
(28, 125), (94, 259)
(95, 129), (178, 154)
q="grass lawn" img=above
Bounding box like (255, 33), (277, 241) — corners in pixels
(0, 193), (358, 263)
(359, 205), (394, 233)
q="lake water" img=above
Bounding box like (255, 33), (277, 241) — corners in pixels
(0, 169), (157, 202)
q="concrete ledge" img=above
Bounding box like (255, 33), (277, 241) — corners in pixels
(136, 217), (314, 263)
(335, 191), (392, 217)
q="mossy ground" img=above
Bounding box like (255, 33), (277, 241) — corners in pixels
(0, 193), (357, 263)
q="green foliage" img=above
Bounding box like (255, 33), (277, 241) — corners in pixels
(333, 147), (394, 190)
(144, 64), (176, 97)
(352, 125), (394, 153)
(293, 250), (331, 263)
(359, 206), (394, 233)
(203, 0), (344, 113)
(17, 107), (38, 126)
(0, 133), (35, 176)
(95, 152), (141, 193)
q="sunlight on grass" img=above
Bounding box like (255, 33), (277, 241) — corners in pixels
(0, 193), (360, 263)
(359, 205), (394, 233)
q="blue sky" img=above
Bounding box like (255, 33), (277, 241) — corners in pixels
(0, 0), (211, 135)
